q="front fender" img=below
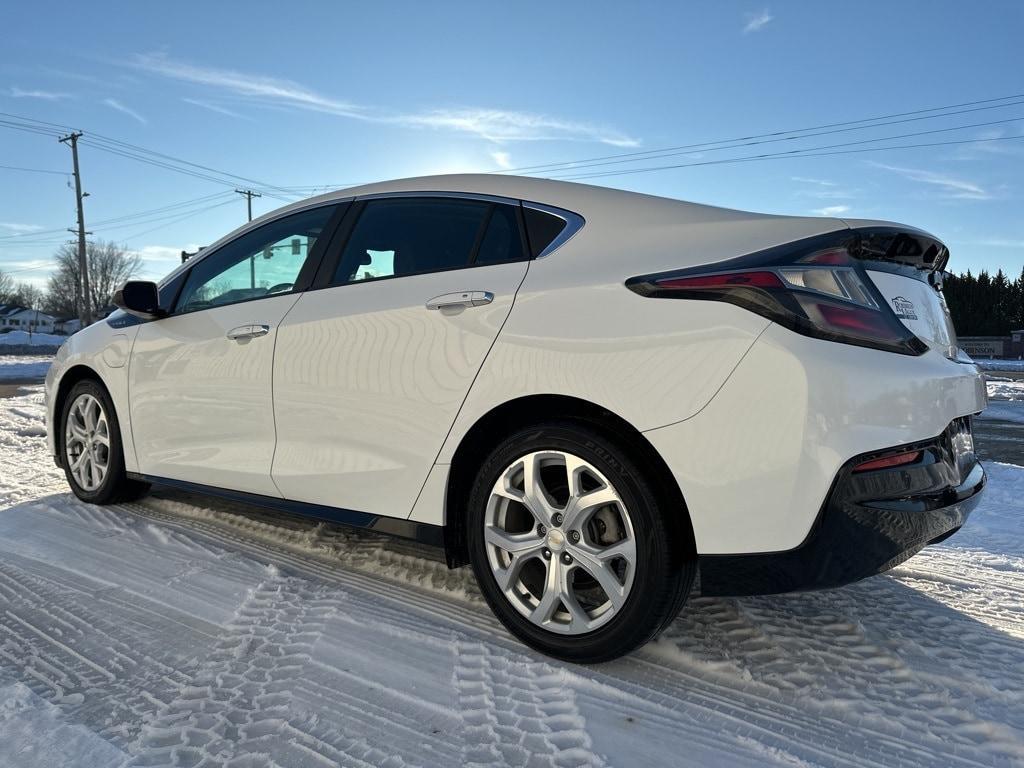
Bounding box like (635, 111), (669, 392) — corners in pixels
(45, 322), (140, 471)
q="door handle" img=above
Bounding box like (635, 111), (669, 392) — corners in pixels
(226, 324), (270, 341)
(425, 291), (494, 310)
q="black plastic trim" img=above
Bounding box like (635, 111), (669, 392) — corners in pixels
(127, 473), (445, 547)
(697, 417), (986, 597)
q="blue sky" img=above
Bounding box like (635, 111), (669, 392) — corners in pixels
(1, 1), (1022, 287)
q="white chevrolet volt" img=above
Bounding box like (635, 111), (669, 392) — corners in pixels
(45, 174), (987, 662)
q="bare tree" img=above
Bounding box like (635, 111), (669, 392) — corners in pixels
(44, 240), (142, 318)
(0, 269), (13, 304)
(12, 282), (44, 309)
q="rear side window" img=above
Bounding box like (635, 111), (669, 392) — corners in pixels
(523, 206), (568, 258)
(333, 197), (524, 284)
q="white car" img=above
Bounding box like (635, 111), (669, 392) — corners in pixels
(45, 174), (987, 662)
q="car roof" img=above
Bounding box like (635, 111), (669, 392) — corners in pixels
(281, 173), (771, 221)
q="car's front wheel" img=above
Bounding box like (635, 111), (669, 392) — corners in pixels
(467, 421), (695, 662)
(60, 378), (149, 504)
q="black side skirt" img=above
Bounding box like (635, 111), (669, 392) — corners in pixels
(126, 473), (445, 548)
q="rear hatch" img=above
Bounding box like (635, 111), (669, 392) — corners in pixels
(849, 225), (960, 359)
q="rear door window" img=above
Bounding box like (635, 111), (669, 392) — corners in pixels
(331, 197), (527, 285)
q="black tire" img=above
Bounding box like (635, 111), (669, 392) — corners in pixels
(59, 378), (150, 505)
(467, 421), (695, 663)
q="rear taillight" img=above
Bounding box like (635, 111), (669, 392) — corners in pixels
(626, 233), (928, 356)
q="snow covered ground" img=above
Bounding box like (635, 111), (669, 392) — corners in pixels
(0, 376), (1023, 765)
(977, 359), (1024, 372)
(0, 356), (53, 382)
(0, 331), (67, 347)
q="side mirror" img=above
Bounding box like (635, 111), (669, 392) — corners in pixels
(112, 280), (165, 320)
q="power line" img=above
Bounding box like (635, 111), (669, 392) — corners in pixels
(0, 111), (297, 199)
(0, 163), (68, 175)
(515, 104), (1024, 177)
(119, 197), (238, 240)
(557, 134), (1024, 183)
(0, 191), (236, 242)
(497, 92), (1024, 175)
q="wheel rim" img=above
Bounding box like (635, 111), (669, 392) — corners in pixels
(484, 450), (637, 635)
(64, 393), (111, 492)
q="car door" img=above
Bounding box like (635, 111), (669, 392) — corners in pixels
(129, 203), (344, 495)
(272, 195), (531, 518)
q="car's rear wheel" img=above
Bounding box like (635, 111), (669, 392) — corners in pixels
(60, 379), (149, 504)
(467, 421), (695, 662)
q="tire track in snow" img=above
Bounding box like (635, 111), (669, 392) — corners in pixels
(455, 639), (605, 768)
(121, 500), (1024, 768)
(0, 557), (192, 747)
(125, 573), (334, 767)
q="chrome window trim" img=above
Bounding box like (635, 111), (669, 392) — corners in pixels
(521, 201), (586, 258)
(354, 190), (517, 206)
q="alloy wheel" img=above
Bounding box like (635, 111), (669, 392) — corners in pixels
(64, 393), (111, 492)
(484, 450), (637, 635)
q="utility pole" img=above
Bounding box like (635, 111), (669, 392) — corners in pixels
(235, 188), (261, 222)
(59, 131), (92, 326)
(235, 189), (262, 288)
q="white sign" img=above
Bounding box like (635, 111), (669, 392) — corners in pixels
(960, 339), (1004, 357)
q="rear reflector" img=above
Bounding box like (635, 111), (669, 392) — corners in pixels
(852, 450), (922, 473)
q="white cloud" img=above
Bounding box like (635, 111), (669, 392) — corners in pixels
(181, 97), (248, 120)
(133, 53), (366, 118)
(869, 162), (990, 200)
(490, 151), (512, 169)
(811, 205), (850, 217)
(131, 244), (201, 280)
(0, 222), (44, 234)
(791, 176), (836, 187)
(792, 176), (856, 200)
(9, 86), (70, 100)
(397, 108), (639, 146)
(103, 98), (147, 124)
(743, 9), (774, 33)
(130, 52), (639, 147)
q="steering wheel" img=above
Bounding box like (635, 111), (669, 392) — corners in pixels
(266, 282), (294, 295)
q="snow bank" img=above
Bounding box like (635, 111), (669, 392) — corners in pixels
(986, 376), (1024, 401)
(0, 356), (52, 382)
(0, 330), (66, 346)
(977, 358), (1024, 371)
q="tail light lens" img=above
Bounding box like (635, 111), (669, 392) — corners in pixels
(852, 450), (922, 473)
(626, 234), (928, 356)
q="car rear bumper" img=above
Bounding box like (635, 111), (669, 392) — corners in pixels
(696, 418), (986, 596)
(643, 323), (988, 554)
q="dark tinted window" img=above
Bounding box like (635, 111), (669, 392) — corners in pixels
(475, 204), (525, 264)
(523, 207), (567, 258)
(176, 205), (337, 312)
(334, 198), (491, 284)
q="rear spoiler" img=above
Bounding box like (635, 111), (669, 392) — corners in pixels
(849, 226), (949, 278)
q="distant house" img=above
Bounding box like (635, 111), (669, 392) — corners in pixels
(0, 304), (57, 334)
(52, 317), (83, 335)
